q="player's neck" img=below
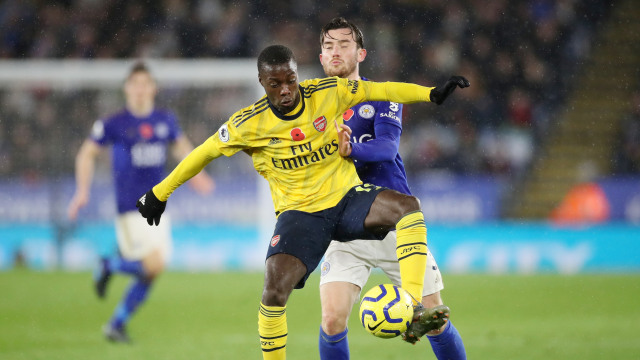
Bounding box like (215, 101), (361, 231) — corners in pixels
(346, 72), (361, 81)
(127, 103), (154, 118)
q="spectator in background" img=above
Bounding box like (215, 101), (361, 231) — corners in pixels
(0, 0), (612, 179)
(615, 91), (640, 174)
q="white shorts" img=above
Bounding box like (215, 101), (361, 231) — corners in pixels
(319, 230), (444, 297)
(115, 211), (172, 262)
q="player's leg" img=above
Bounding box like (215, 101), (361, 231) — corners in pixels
(422, 292), (467, 360)
(259, 253), (306, 360)
(318, 240), (375, 360)
(260, 210), (334, 360)
(103, 212), (171, 342)
(364, 188), (427, 305)
(318, 282), (359, 360)
(384, 245), (466, 359)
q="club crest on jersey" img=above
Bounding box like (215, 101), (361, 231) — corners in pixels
(358, 104), (375, 119)
(155, 123), (169, 139)
(139, 123), (154, 139)
(343, 109), (355, 121)
(290, 128), (306, 141)
(270, 235), (281, 247)
(313, 116), (327, 132)
(218, 124), (230, 142)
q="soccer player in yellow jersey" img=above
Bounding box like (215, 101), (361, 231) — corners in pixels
(135, 44), (468, 360)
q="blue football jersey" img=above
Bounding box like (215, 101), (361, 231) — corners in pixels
(90, 109), (181, 213)
(344, 77), (411, 195)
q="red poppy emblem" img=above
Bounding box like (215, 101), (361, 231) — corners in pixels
(313, 116), (327, 132)
(139, 123), (153, 139)
(290, 128), (306, 141)
(342, 109), (355, 121)
(270, 235), (281, 247)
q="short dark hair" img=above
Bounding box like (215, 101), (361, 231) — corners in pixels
(127, 61), (152, 79)
(257, 45), (296, 73)
(320, 17), (364, 49)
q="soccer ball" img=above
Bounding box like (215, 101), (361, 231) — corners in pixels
(359, 284), (414, 339)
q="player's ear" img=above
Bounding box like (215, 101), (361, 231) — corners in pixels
(319, 53), (323, 65)
(357, 48), (367, 63)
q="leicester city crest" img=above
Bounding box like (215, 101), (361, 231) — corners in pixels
(358, 104), (375, 119)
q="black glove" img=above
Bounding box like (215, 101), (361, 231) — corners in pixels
(429, 76), (470, 105)
(136, 189), (166, 226)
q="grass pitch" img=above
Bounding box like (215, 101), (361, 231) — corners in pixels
(1, 270), (639, 360)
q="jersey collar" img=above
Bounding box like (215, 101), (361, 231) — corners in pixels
(267, 85), (306, 121)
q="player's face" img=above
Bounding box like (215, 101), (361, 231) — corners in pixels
(258, 60), (300, 114)
(320, 28), (366, 79)
(124, 71), (157, 113)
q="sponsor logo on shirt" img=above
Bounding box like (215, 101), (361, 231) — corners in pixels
(358, 104), (375, 119)
(380, 112), (400, 122)
(271, 140), (339, 170)
(270, 235), (281, 247)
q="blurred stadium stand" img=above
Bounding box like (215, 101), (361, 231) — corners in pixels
(1, 0), (639, 272)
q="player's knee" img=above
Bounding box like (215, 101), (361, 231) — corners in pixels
(399, 195), (421, 216)
(261, 287), (289, 307)
(142, 251), (165, 280)
(321, 310), (348, 335)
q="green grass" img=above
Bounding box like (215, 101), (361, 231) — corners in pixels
(1, 270), (639, 360)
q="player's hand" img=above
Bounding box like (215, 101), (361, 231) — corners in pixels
(67, 191), (89, 221)
(136, 189), (166, 226)
(334, 120), (353, 157)
(429, 75), (470, 105)
(189, 172), (215, 195)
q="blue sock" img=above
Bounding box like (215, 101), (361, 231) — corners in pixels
(105, 257), (145, 277)
(427, 321), (467, 360)
(319, 326), (349, 360)
(110, 279), (151, 330)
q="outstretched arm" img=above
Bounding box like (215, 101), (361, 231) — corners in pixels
(429, 76), (470, 105)
(344, 76), (470, 107)
(137, 136), (223, 226)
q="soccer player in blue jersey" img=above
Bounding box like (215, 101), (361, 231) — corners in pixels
(67, 62), (214, 343)
(136, 44), (467, 360)
(317, 18), (467, 360)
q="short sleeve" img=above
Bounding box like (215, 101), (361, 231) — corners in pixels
(89, 119), (109, 145)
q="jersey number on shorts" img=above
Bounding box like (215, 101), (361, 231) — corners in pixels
(355, 183), (381, 192)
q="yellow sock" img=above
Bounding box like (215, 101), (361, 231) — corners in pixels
(258, 302), (287, 360)
(395, 210), (428, 305)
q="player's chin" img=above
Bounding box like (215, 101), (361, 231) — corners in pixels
(323, 66), (346, 78)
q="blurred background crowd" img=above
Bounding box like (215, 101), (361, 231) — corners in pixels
(1, 0), (636, 183)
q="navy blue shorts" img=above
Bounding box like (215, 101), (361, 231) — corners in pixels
(266, 184), (387, 289)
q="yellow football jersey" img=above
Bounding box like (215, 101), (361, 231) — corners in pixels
(153, 77), (433, 214)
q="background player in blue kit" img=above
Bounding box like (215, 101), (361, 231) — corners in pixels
(67, 62), (214, 343)
(317, 18), (467, 359)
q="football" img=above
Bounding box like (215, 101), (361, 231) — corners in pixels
(359, 284), (414, 338)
